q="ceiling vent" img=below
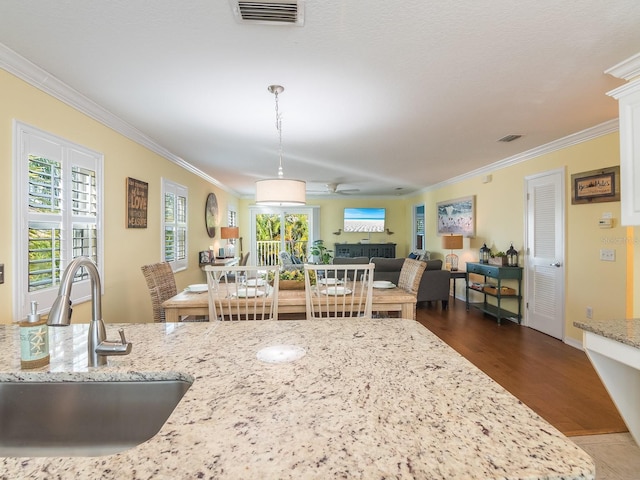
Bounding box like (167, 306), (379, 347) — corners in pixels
(498, 134), (523, 143)
(231, 0), (305, 26)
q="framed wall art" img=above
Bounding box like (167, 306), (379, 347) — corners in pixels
(126, 177), (148, 228)
(437, 195), (475, 237)
(571, 166), (620, 204)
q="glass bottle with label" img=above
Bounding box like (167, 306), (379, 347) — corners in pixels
(19, 301), (50, 369)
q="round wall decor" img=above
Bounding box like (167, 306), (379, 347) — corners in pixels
(205, 192), (218, 238)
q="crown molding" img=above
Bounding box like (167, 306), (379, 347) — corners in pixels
(0, 43), (235, 195)
(605, 52), (640, 82)
(420, 119), (619, 193)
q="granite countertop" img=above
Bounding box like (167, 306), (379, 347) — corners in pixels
(574, 318), (640, 349)
(0, 319), (594, 479)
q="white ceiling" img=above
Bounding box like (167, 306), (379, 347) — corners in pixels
(1, 1), (640, 198)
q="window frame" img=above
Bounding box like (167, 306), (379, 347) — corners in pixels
(13, 121), (104, 320)
(161, 178), (188, 272)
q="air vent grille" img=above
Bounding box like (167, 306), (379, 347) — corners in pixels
(498, 134), (523, 143)
(232, 1), (304, 26)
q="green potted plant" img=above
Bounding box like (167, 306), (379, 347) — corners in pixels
(489, 250), (508, 266)
(309, 240), (333, 264)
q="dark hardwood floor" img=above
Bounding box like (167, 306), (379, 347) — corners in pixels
(415, 296), (628, 437)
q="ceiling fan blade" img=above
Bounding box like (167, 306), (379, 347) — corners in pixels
(336, 188), (359, 195)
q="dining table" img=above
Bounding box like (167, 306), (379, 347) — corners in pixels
(162, 281), (417, 322)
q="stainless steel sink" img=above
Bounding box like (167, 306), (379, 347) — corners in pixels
(0, 376), (192, 457)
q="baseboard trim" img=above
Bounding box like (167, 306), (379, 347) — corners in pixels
(564, 336), (583, 350)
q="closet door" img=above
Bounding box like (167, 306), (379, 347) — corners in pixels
(525, 168), (565, 339)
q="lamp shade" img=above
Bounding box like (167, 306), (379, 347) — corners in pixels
(255, 178), (306, 206)
(442, 235), (463, 250)
(220, 226), (239, 239)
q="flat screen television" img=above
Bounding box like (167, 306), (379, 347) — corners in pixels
(343, 207), (385, 233)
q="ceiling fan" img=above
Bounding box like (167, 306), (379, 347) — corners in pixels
(309, 182), (360, 195)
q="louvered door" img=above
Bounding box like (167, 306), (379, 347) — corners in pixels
(525, 169), (565, 339)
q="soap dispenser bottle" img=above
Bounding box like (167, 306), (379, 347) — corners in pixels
(19, 301), (50, 369)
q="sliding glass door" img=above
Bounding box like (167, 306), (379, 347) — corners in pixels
(250, 206), (318, 266)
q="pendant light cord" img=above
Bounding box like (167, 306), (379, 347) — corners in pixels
(274, 88), (284, 178)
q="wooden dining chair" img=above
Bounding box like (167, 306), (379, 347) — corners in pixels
(303, 263), (374, 319)
(220, 251), (251, 282)
(204, 265), (280, 321)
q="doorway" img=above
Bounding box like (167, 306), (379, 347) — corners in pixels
(524, 168), (566, 339)
(413, 203), (425, 254)
(249, 206), (318, 266)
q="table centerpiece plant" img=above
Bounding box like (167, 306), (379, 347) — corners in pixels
(268, 269), (316, 290)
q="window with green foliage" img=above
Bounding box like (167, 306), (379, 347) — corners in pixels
(162, 179), (187, 271)
(16, 123), (103, 320)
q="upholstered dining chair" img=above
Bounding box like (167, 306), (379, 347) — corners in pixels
(397, 258), (427, 296)
(303, 263), (374, 320)
(204, 265), (280, 321)
(140, 262), (179, 322)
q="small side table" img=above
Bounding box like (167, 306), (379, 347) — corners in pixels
(449, 270), (468, 303)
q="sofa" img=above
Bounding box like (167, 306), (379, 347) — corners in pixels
(370, 257), (450, 309)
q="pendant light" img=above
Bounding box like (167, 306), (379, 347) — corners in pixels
(255, 85), (306, 206)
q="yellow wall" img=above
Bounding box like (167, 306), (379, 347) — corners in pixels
(409, 133), (627, 343)
(1, 69), (629, 345)
(0, 70), (238, 325)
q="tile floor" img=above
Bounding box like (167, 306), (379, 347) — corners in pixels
(571, 433), (640, 480)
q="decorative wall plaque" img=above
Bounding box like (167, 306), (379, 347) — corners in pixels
(126, 177), (148, 228)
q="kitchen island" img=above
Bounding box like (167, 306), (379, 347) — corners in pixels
(574, 317), (640, 446)
(0, 319), (593, 479)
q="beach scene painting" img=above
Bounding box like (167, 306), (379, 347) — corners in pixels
(437, 196), (475, 237)
(343, 207), (386, 233)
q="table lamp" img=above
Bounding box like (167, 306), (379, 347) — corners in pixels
(442, 234), (463, 271)
(220, 227), (239, 258)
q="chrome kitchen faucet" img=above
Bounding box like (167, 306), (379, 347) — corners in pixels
(47, 256), (132, 366)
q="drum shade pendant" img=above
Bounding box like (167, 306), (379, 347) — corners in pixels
(255, 85), (306, 206)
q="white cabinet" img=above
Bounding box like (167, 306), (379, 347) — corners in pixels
(609, 82), (640, 225)
(607, 54), (640, 225)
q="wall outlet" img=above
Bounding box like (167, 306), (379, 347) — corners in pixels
(586, 306), (593, 319)
(599, 249), (615, 261)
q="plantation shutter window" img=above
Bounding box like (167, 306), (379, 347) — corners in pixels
(162, 179), (188, 271)
(16, 123), (103, 319)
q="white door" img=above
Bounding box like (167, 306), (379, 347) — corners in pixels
(525, 169), (565, 339)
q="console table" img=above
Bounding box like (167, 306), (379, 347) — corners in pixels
(334, 243), (396, 258)
(466, 262), (522, 324)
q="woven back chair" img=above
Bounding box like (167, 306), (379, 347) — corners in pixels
(398, 258), (427, 296)
(303, 263), (374, 320)
(141, 262), (177, 323)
